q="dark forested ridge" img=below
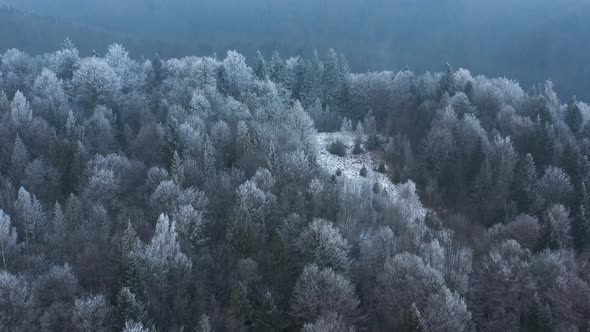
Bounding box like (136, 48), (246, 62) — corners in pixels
(0, 40), (590, 331)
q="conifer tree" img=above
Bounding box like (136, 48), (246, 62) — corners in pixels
(115, 287), (148, 332)
(0, 91), (10, 114)
(572, 203), (590, 252)
(512, 153), (538, 212)
(197, 314), (212, 332)
(164, 117), (180, 168)
(121, 222), (144, 303)
(565, 97), (583, 134)
(170, 150), (184, 186)
(10, 135), (30, 185)
(269, 51), (286, 85)
(0, 210), (18, 270)
(254, 51), (268, 79)
(253, 291), (284, 332)
(438, 63), (455, 98)
(403, 303), (426, 332)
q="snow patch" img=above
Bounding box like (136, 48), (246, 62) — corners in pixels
(317, 131), (427, 221)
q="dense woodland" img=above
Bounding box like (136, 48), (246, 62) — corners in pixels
(0, 41), (589, 331)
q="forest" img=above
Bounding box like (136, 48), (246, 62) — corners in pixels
(0, 40), (589, 331)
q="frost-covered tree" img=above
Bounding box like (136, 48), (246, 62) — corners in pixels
(541, 204), (572, 249)
(269, 51), (287, 85)
(222, 50), (254, 97)
(565, 97), (583, 134)
(49, 39), (80, 80)
(296, 218), (351, 272)
(32, 69), (67, 124)
(10, 90), (32, 126)
(72, 294), (113, 332)
(537, 167), (574, 208)
(14, 187), (45, 247)
(72, 57), (121, 107)
(511, 153), (538, 212)
(290, 264), (360, 326)
(470, 240), (531, 331)
(423, 288), (471, 331)
(254, 51), (268, 79)
(303, 313), (355, 332)
(0, 271), (34, 330)
(139, 214), (191, 330)
(376, 253), (446, 328)
(141, 214), (191, 277)
(10, 135), (29, 185)
(115, 287), (148, 331)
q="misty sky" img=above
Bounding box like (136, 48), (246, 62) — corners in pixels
(3, 0), (590, 98)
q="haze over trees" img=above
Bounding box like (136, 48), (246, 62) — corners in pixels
(3, 0), (590, 328)
(2, 0), (590, 99)
(0, 39), (589, 331)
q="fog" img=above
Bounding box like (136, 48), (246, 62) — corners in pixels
(2, 0), (590, 97)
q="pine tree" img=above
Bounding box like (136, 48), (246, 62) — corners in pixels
(237, 121), (254, 157)
(465, 137), (485, 185)
(377, 161), (387, 173)
(572, 182), (590, 251)
(523, 298), (554, 332)
(254, 51), (267, 79)
(121, 222), (142, 293)
(63, 140), (84, 195)
(170, 150), (184, 186)
(10, 135), (30, 185)
(533, 116), (554, 167)
(0, 91), (9, 114)
(115, 287), (148, 332)
(266, 141), (279, 175)
(512, 153), (538, 212)
(0, 209), (18, 270)
(572, 203), (590, 252)
(152, 53), (164, 87)
(322, 49), (342, 108)
(352, 135), (363, 155)
(471, 158), (493, 214)
(197, 314), (212, 332)
(301, 51), (323, 107)
(539, 217), (559, 250)
(561, 144), (581, 184)
(231, 281), (254, 327)
(253, 291), (285, 332)
(534, 96), (552, 125)
(438, 63), (454, 98)
(10, 90), (32, 126)
(402, 303), (426, 332)
(269, 51), (286, 85)
(359, 166), (368, 177)
(50, 201), (66, 260)
(216, 65), (229, 96)
(164, 117), (180, 168)
(202, 135), (217, 178)
(565, 97), (583, 134)
(14, 187), (45, 248)
(364, 109), (377, 137)
(63, 37), (75, 50)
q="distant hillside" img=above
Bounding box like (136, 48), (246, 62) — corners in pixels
(2, 2), (590, 99)
(0, 6), (210, 59)
(0, 6), (313, 66)
(505, 6), (590, 100)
